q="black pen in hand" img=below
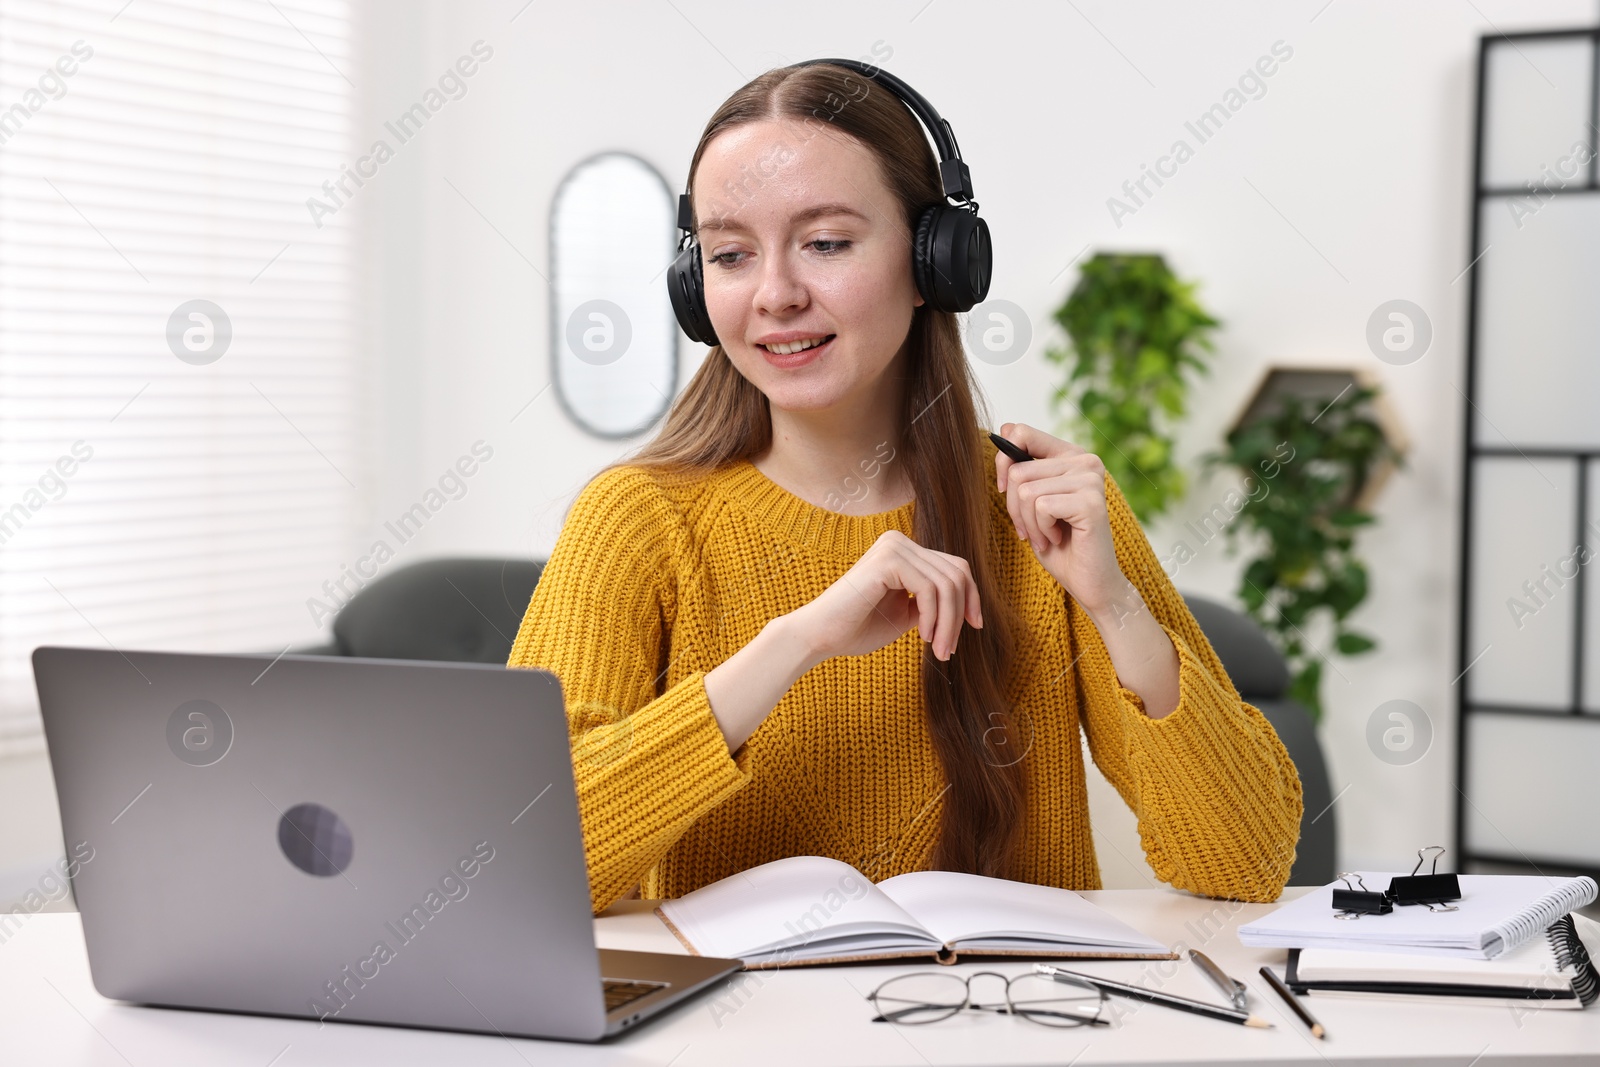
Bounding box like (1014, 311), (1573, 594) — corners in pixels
(989, 431), (1032, 464)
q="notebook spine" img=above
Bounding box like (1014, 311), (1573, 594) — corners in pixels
(1491, 877), (1599, 954)
(1547, 915), (1598, 1008)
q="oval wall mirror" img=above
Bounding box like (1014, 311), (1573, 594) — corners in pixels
(549, 151), (681, 438)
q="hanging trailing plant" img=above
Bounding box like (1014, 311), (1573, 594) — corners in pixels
(1202, 382), (1402, 721)
(1044, 252), (1220, 522)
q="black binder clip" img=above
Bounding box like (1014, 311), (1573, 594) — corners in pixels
(1332, 873), (1391, 919)
(1387, 846), (1460, 911)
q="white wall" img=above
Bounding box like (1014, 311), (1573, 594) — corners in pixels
(354, 0), (1600, 880)
(7, 0), (1597, 901)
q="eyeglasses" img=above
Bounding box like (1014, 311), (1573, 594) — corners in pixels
(866, 969), (1110, 1028)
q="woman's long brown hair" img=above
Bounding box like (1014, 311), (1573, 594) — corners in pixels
(593, 62), (1026, 879)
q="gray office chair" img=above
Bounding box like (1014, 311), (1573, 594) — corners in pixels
(294, 557), (544, 663)
(292, 558), (1334, 883)
(1182, 592), (1337, 887)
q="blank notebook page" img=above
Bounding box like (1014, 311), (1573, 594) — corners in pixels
(658, 856), (930, 958)
(1297, 934), (1569, 988)
(876, 870), (1168, 950)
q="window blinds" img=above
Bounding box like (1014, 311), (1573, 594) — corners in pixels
(0, 0), (364, 755)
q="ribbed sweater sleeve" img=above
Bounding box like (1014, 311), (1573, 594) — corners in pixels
(1076, 474), (1304, 903)
(505, 467), (748, 914)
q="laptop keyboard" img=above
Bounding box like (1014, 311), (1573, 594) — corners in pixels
(603, 978), (668, 1012)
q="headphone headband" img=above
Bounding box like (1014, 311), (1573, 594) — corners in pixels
(787, 58), (975, 204)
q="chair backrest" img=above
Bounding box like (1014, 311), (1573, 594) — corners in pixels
(316, 564), (1335, 884)
(1181, 595), (1291, 700)
(331, 557), (544, 664)
(1181, 593), (1337, 887)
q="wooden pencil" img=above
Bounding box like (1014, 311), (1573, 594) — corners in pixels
(1035, 964), (1274, 1028)
(1258, 965), (1327, 1039)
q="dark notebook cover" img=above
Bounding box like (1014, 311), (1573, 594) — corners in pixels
(1285, 914), (1596, 1006)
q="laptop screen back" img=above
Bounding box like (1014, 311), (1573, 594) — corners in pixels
(33, 647), (609, 1041)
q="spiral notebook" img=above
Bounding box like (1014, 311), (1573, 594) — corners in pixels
(1285, 913), (1599, 1009)
(1238, 872), (1598, 960)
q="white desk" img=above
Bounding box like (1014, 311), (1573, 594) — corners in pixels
(2, 887), (1595, 1065)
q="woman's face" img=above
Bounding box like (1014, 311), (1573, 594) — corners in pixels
(692, 117), (923, 413)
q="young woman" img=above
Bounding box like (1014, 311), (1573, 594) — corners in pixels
(509, 62), (1302, 915)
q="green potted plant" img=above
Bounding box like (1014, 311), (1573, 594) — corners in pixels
(1044, 252), (1220, 521)
(1203, 378), (1404, 721)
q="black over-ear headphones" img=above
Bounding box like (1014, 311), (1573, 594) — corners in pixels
(667, 58), (992, 347)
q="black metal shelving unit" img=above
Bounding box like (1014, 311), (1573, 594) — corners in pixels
(1456, 25), (1600, 883)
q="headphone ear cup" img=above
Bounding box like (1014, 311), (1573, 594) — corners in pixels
(916, 206), (992, 313)
(668, 241), (719, 346)
(911, 206), (940, 309)
(959, 213), (993, 309)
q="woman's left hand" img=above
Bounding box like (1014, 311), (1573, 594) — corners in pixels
(993, 422), (1128, 616)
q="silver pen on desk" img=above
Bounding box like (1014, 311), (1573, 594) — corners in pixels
(1188, 949), (1249, 1013)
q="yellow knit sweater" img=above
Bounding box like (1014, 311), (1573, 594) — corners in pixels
(507, 433), (1303, 914)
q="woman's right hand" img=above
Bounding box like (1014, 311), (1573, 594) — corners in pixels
(704, 530), (984, 754)
(789, 530), (983, 663)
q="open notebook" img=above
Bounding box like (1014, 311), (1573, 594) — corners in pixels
(654, 856), (1174, 968)
(1238, 872), (1598, 960)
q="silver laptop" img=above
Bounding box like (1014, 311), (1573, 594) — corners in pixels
(32, 646), (741, 1041)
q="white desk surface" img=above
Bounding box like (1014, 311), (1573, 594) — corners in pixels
(3, 886), (1595, 1066)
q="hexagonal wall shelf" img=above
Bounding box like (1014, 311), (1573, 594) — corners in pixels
(1227, 366), (1409, 512)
